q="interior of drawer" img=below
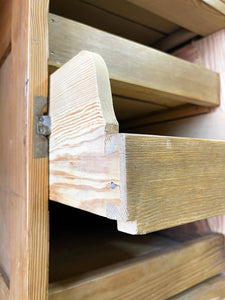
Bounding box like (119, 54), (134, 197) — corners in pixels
(48, 202), (225, 299)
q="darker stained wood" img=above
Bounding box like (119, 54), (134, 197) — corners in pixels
(0, 0), (11, 67)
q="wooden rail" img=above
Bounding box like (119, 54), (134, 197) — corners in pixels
(48, 13), (220, 110)
(49, 233), (225, 300)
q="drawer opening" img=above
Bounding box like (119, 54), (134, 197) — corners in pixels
(49, 201), (225, 299)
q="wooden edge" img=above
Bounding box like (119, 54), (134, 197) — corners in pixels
(0, 0), (11, 67)
(171, 273), (225, 300)
(49, 13), (220, 108)
(50, 51), (127, 221)
(202, 0), (225, 15)
(122, 104), (211, 130)
(48, 233), (225, 299)
(0, 267), (9, 300)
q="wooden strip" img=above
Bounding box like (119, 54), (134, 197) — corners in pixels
(0, 54), (12, 280)
(154, 29), (197, 52)
(0, 0), (11, 67)
(49, 13), (220, 108)
(0, 271), (9, 300)
(132, 30), (225, 138)
(49, 234), (225, 300)
(113, 95), (167, 123)
(122, 105), (210, 130)
(202, 0), (225, 14)
(10, 0), (49, 299)
(172, 274), (225, 300)
(50, 0), (165, 47)
(80, 0), (179, 34)
(127, 0), (225, 35)
(120, 134), (225, 233)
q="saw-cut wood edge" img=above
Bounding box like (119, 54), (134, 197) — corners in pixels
(49, 50), (124, 219)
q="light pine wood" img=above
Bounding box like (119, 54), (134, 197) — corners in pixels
(49, 51), (120, 218)
(0, 54), (11, 281)
(49, 13), (220, 108)
(10, 0), (49, 299)
(172, 274), (225, 300)
(127, 0), (225, 35)
(0, 0), (11, 66)
(49, 234), (225, 300)
(49, 51), (225, 234)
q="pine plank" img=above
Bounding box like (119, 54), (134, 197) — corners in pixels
(120, 134), (225, 233)
(127, 0), (225, 35)
(172, 274), (225, 300)
(10, 0), (49, 299)
(49, 13), (220, 108)
(49, 234), (225, 300)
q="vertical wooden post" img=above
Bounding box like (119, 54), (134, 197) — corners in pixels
(10, 0), (49, 299)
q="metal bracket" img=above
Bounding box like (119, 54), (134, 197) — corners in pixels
(33, 96), (50, 158)
(37, 115), (51, 136)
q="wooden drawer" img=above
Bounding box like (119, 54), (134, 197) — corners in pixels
(48, 27), (225, 234)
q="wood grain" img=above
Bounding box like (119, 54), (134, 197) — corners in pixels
(120, 134), (225, 234)
(0, 54), (12, 281)
(0, 0), (11, 67)
(127, 0), (225, 35)
(49, 13), (220, 108)
(10, 0), (49, 299)
(49, 51), (120, 218)
(49, 234), (225, 300)
(172, 274), (225, 300)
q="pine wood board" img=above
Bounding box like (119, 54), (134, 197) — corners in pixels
(49, 13), (220, 108)
(127, 0), (225, 35)
(0, 54), (11, 280)
(172, 274), (225, 300)
(10, 0), (49, 299)
(49, 234), (225, 300)
(49, 51), (225, 234)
